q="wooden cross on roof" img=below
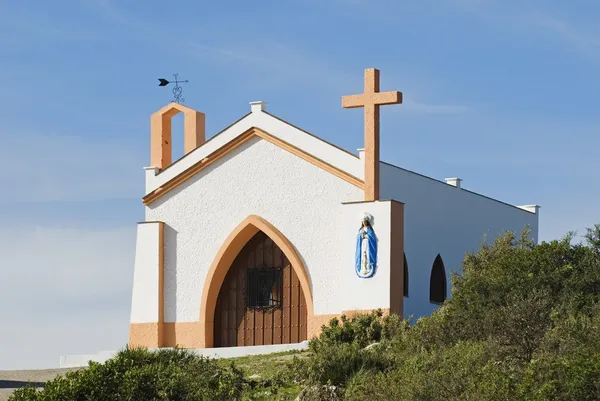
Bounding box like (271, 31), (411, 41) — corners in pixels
(342, 68), (402, 201)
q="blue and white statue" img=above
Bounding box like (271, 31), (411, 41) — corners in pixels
(355, 213), (377, 278)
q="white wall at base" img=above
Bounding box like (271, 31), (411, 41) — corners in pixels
(380, 163), (539, 321)
(130, 222), (162, 323)
(59, 342), (310, 368)
(195, 341), (309, 359)
(337, 201), (393, 312)
(60, 350), (120, 368)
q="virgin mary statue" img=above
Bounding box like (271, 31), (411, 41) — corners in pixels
(355, 213), (377, 278)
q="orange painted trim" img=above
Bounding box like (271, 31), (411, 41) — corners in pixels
(157, 221), (165, 347)
(163, 322), (204, 348)
(129, 323), (162, 348)
(389, 201), (404, 316)
(199, 215), (314, 348)
(142, 127), (364, 206)
(130, 309), (390, 349)
(130, 322), (203, 349)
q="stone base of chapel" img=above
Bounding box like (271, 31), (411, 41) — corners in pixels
(129, 308), (391, 349)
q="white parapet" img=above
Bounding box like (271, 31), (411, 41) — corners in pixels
(517, 204), (541, 214)
(249, 101), (267, 113)
(130, 222), (163, 324)
(445, 177), (462, 188)
(144, 166), (160, 194)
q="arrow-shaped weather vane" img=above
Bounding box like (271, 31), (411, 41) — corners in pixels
(158, 73), (189, 103)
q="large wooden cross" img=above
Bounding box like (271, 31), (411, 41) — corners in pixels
(342, 68), (402, 201)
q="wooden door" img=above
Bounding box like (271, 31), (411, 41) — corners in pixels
(214, 231), (308, 347)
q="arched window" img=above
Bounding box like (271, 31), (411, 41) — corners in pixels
(429, 254), (447, 303)
(403, 252), (409, 296)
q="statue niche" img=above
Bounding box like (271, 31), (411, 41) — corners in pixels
(355, 213), (378, 278)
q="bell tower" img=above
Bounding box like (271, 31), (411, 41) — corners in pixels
(150, 102), (206, 170)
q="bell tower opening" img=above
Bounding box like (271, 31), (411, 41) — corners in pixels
(170, 112), (185, 162)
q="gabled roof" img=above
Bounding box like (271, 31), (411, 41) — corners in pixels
(143, 106), (364, 205)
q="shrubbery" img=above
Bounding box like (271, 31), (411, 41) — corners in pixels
(11, 224), (600, 400)
(10, 347), (247, 401)
(287, 224), (600, 400)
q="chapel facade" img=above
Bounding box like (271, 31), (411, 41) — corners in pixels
(128, 69), (539, 349)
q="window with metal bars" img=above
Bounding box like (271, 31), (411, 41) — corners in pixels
(247, 268), (282, 309)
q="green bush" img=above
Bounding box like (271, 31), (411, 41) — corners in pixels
(289, 341), (395, 388)
(10, 347), (246, 401)
(310, 310), (384, 351)
(519, 308), (600, 400)
(285, 309), (403, 388)
(309, 309), (407, 352)
(345, 340), (519, 401)
(294, 224), (600, 400)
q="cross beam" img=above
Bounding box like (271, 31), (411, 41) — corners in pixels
(342, 68), (402, 201)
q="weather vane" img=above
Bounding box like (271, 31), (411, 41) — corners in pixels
(158, 73), (189, 103)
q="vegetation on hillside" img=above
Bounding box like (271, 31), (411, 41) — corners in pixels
(10, 224), (600, 400)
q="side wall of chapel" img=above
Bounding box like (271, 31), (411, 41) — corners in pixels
(380, 163), (539, 321)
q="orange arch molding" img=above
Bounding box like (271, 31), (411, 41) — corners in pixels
(199, 215), (314, 348)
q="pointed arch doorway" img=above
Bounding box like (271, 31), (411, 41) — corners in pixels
(214, 231), (308, 347)
(200, 215), (313, 348)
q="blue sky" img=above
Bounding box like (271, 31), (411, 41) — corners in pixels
(1, 0), (599, 369)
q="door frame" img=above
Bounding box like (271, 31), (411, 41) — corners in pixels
(199, 215), (314, 348)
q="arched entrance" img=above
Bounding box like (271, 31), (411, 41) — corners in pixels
(200, 215), (313, 348)
(214, 231), (308, 347)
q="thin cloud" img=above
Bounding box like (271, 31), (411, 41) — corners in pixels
(0, 224), (135, 370)
(1, 225), (135, 308)
(81, 0), (469, 115)
(185, 41), (472, 115)
(0, 128), (144, 203)
(402, 98), (471, 115)
(532, 14), (600, 59)
(447, 0), (600, 61)
(397, 114), (600, 170)
(0, 4), (102, 49)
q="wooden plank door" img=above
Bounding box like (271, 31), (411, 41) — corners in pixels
(214, 231), (308, 347)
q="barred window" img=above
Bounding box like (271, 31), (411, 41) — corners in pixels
(247, 268), (282, 309)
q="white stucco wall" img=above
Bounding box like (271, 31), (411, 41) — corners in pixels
(145, 137), (363, 322)
(130, 222), (162, 323)
(380, 163), (539, 321)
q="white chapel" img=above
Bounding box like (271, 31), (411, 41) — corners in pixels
(127, 68), (539, 350)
